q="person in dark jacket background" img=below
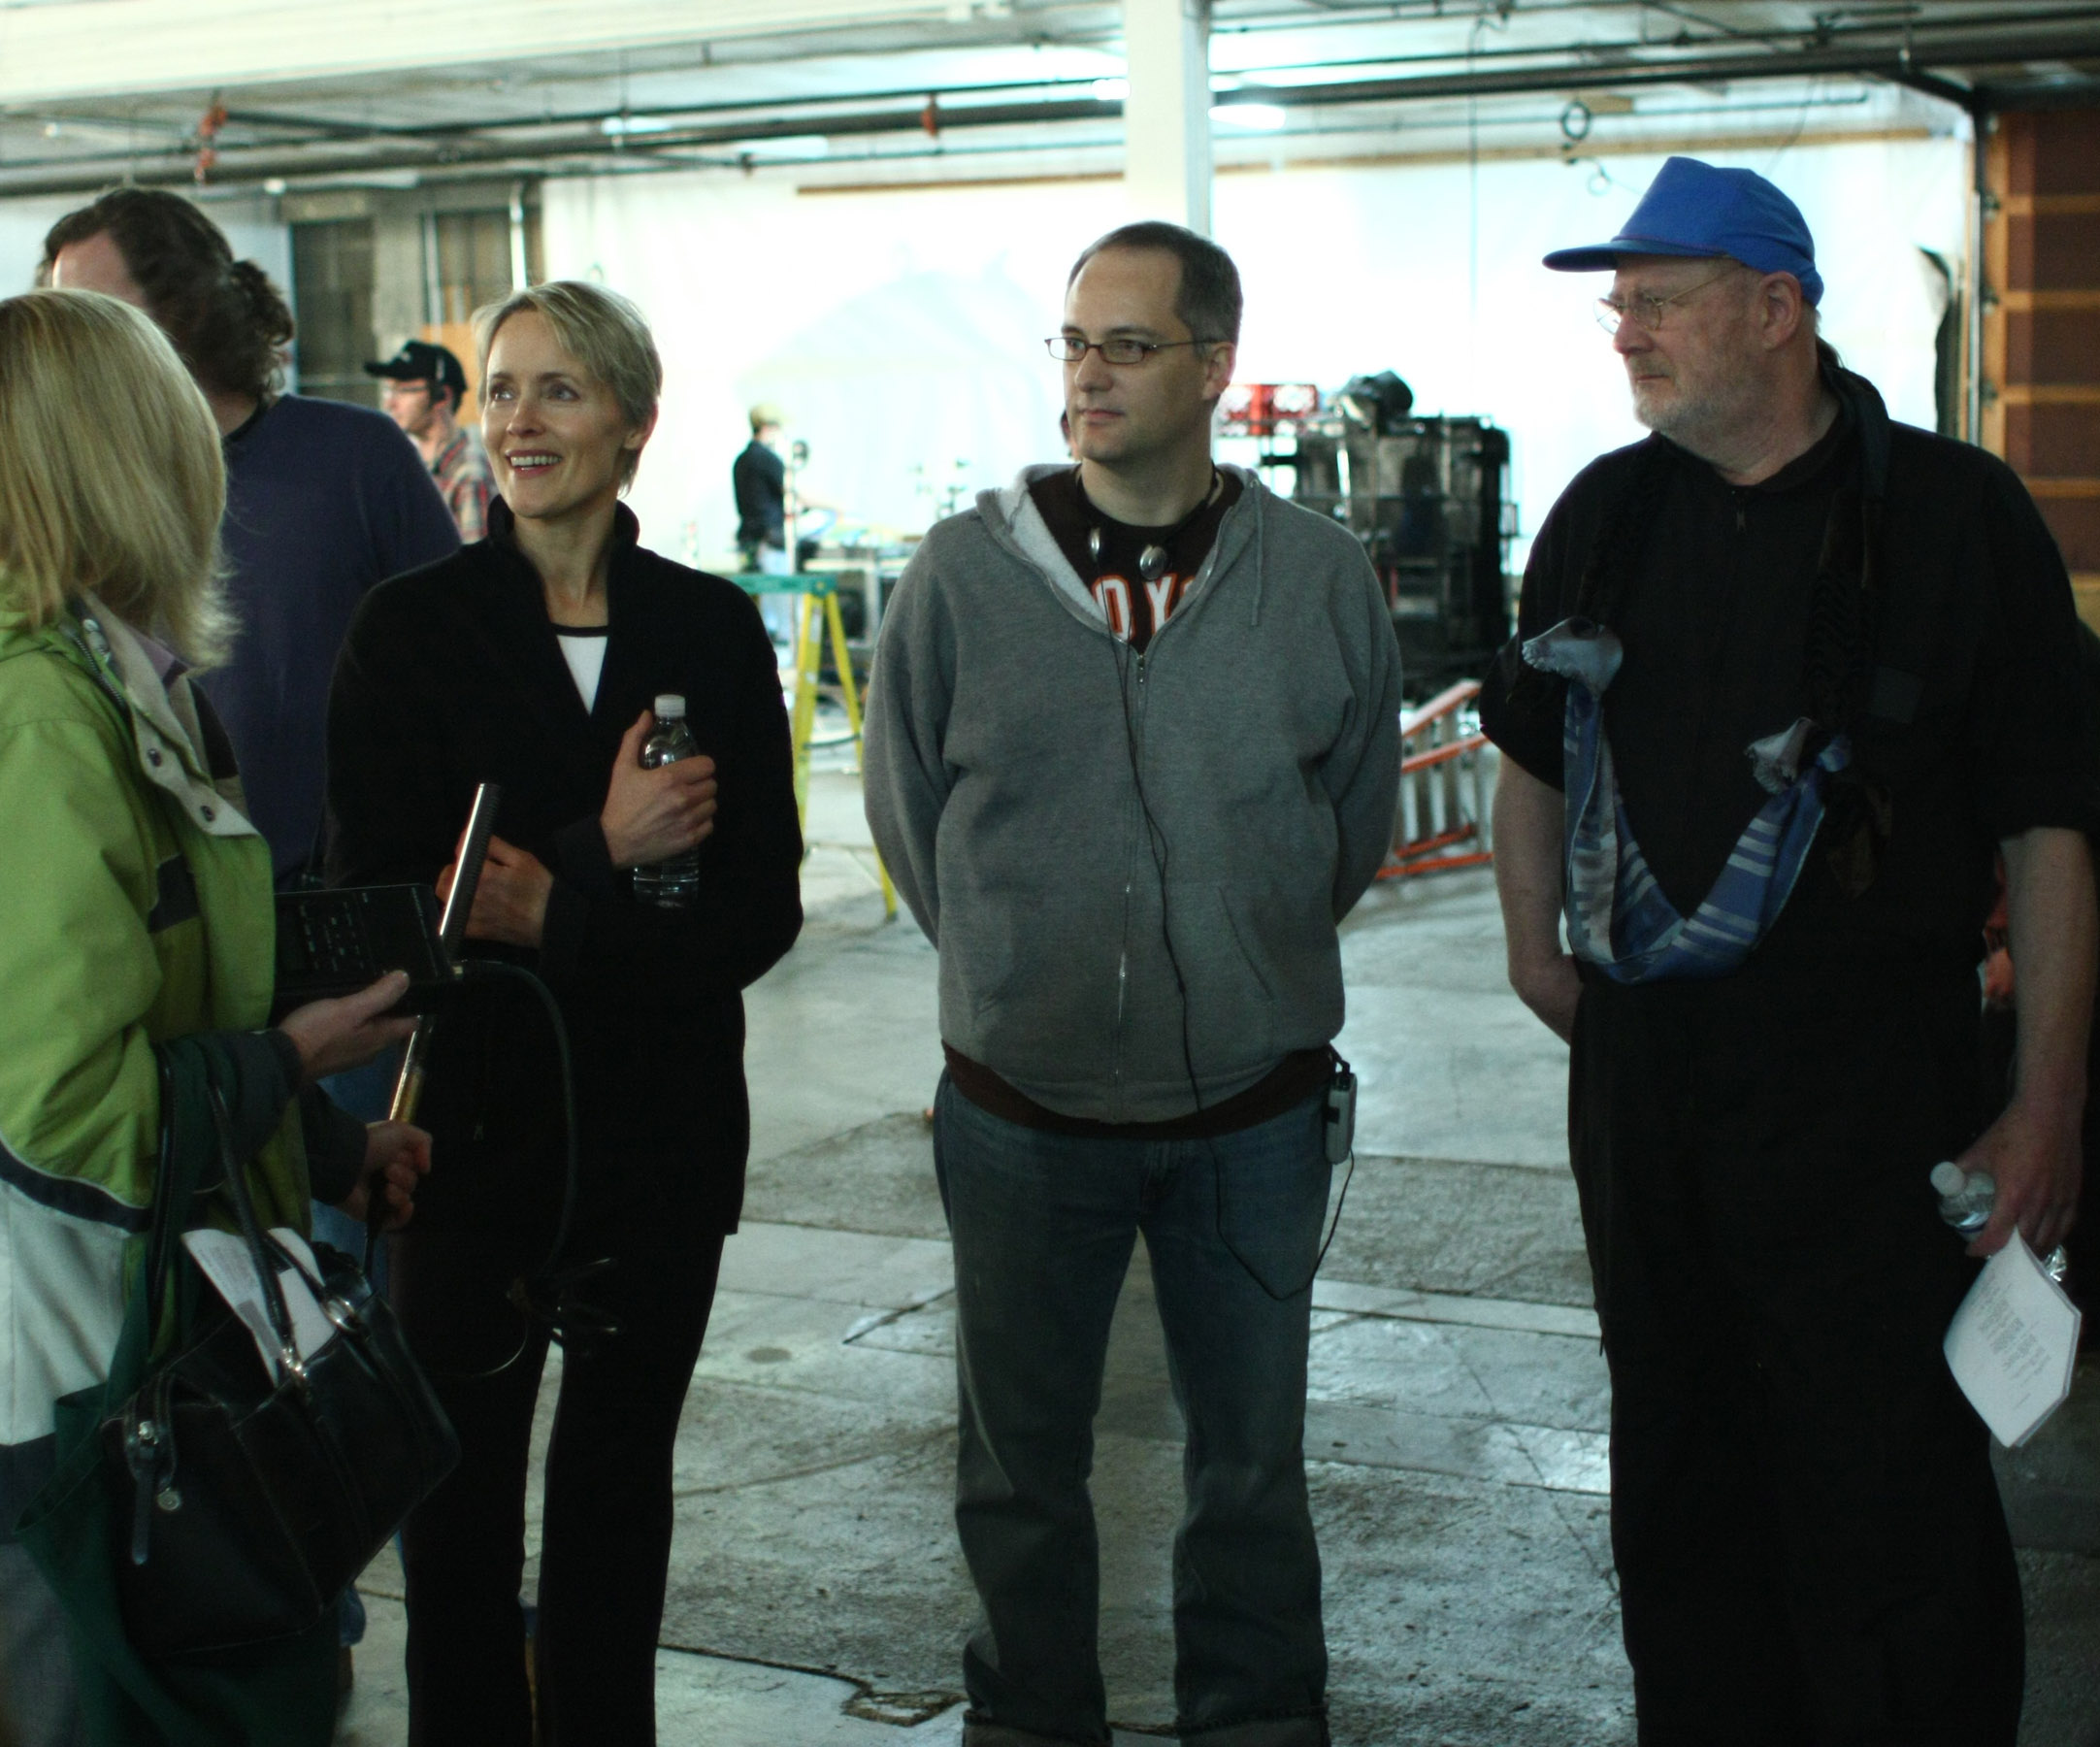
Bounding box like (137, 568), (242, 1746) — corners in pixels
(326, 280), (803, 1746)
(732, 401), (788, 571)
(44, 187), (459, 882)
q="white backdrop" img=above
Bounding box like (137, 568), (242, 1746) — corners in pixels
(543, 135), (1968, 572)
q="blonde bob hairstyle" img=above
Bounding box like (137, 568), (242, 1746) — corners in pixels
(0, 289), (231, 666)
(473, 280), (662, 488)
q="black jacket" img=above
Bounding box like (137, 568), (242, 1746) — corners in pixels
(325, 500), (802, 1234)
(732, 440), (785, 549)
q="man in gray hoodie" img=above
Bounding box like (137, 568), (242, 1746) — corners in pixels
(866, 224), (1401, 1747)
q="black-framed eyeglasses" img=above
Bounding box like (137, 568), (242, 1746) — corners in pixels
(1594, 267), (1740, 337)
(1045, 336), (1219, 366)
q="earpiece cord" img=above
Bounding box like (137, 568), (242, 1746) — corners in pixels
(413, 958), (615, 1381)
(1078, 464), (1222, 579)
(1105, 610), (1352, 1308)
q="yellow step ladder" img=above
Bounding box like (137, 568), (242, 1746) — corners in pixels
(736, 572), (896, 920)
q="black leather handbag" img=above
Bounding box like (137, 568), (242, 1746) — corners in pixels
(102, 1076), (459, 1660)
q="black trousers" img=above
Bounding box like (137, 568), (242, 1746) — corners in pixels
(391, 1162), (726, 1747)
(1571, 956), (2023, 1747)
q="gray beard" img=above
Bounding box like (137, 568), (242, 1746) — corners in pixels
(1632, 373), (1765, 467)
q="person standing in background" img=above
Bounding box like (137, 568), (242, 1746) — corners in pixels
(733, 402), (789, 574)
(44, 188), (459, 883)
(368, 339), (495, 543)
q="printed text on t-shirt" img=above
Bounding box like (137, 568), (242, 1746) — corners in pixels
(1092, 572), (1190, 644)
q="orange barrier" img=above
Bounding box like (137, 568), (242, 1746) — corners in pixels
(1380, 679), (1495, 879)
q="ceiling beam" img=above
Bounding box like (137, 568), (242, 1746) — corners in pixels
(8, 10), (2100, 196)
(0, 0), (963, 106)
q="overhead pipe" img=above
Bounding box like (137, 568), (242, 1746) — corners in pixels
(7, 16), (2100, 196)
(179, 4), (2094, 151)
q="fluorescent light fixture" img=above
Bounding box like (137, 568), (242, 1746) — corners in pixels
(601, 115), (675, 137)
(1093, 78), (1129, 102)
(729, 134), (832, 160)
(1212, 103), (1287, 132)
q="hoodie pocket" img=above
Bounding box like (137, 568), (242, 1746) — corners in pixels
(1157, 882), (1285, 1075)
(946, 885), (1123, 1091)
(1179, 879), (1343, 1073)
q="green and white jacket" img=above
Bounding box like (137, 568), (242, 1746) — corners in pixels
(0, 595), (309, 1531)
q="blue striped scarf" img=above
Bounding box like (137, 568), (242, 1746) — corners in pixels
(1525, 618), (1849, 983)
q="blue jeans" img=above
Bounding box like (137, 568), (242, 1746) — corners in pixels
(0, 1541), (85, 1747)
(933, 1075), (1331, 1747)
(314, 1054), (398, 1653)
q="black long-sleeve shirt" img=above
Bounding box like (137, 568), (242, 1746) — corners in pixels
(325, 500), (803, 1233)
(732, 440), (786, 550)
(1479, 393), (2100, 972)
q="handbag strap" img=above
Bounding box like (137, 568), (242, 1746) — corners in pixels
(143, 1054), (193, 1333)
(139, 1047), (237, 1353)
(204, 1083), (306, 1384)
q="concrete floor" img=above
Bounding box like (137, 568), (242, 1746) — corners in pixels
(336, 760), (2100, 1745)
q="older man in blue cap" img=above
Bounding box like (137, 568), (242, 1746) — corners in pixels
(1479, 155), (2100, 1741)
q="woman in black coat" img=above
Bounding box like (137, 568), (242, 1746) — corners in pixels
(326, 281), (802, 1746)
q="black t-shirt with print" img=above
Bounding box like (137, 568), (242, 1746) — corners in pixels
(1030, 466), (1244, 653)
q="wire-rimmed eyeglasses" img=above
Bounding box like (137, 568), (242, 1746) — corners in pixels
(1045, 336), (1218, 366)
(1595, 267), (1740, 337)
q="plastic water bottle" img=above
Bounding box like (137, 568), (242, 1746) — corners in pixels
(631, 693), (700, 910)
(1930, 1162), (2071, 1280)
(1931, 1161), (1995, 1236)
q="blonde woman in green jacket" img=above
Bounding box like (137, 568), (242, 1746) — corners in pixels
(0, 289), (433, 1746)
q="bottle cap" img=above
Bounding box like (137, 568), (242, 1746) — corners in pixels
(1929, 1161), (1967, 1198)
(653, 693), (686, 719)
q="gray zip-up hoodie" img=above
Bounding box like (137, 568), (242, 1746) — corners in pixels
(865, 463), (1402, 1123)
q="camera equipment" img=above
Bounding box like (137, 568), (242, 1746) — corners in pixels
(388, 781), (503, 1128)
(1335, 370), (1415, 433)
(1225, 379), (1513, 695)
(368, 784), (614, 1368)
(270, 780), (505, 1025)
(272, 884), (451, 1018)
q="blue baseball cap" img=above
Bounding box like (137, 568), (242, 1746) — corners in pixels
(1543, 155), (1822, 306)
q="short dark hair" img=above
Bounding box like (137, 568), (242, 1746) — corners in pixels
(42, 188), (294, 403)
(1067, 222), (1242, 346)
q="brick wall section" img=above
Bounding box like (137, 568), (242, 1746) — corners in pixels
(1984, 110), (2100, 628)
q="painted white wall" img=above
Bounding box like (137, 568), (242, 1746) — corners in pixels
(0, 197), (76, 294)
(1220, 138), (1969, 562)
(542, 173), (1143, 567)
(543, 135), (1966, 574)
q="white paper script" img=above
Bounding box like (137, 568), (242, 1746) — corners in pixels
(181, 1227), (339, 1383)
(1944, 1232), (2083, 1447)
